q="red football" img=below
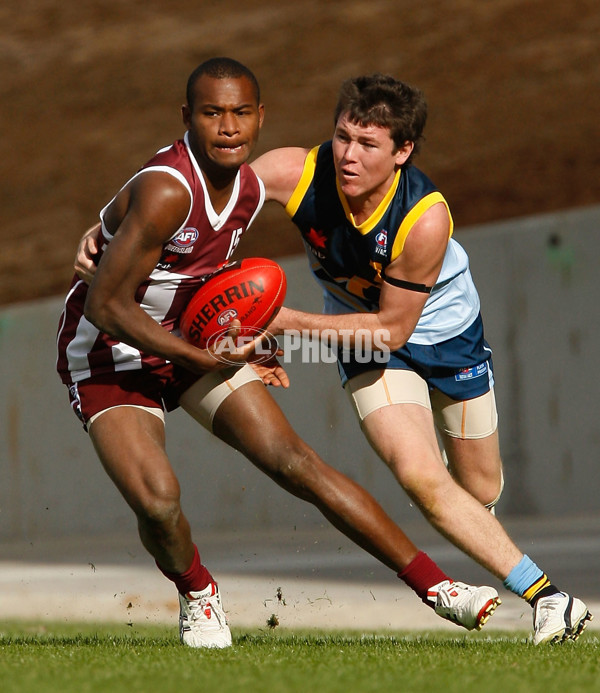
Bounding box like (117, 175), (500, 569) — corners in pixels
(180, 258), (287, 348)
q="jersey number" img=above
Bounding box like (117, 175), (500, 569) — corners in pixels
(226, 227), (244, 260)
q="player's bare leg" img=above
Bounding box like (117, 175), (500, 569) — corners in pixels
(210, 380), (420, 572)
(89, 406), (231, 648)
(207, 381), (501, 630)
(359, 401), (523, 580)
(441, 431), (504, 509)
(89, 406), (194, 571)
(360, 401), (593, 642)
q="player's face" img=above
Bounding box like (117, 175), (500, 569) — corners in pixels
(183, 75), (264, 174)
(332, 112), (413, 213)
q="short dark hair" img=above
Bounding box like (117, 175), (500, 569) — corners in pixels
(186, 57), (261, 109)
(334, 74), (427, 164)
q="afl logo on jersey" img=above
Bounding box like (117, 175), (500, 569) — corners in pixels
(375, 229), (388, 255)
(173, 228), (199, 248)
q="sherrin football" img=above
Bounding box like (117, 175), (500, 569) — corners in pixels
(180, 257), (287, 349)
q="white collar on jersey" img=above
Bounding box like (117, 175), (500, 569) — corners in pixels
(184, 131), (241, 231)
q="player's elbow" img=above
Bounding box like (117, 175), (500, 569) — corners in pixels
(83, 292), (118, 334)
(373, 322), (410, 353)
(384, 336), (407, 353)
(375, 312), (420, 352)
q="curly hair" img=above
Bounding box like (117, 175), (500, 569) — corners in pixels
(334, 74), (427, 164)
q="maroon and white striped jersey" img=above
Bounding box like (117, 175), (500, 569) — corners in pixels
(56, 133), (265, 384)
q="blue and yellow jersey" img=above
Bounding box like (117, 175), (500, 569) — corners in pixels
(285, 141), (481, 345)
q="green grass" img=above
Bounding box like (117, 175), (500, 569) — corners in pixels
(1, 622), (599, 693)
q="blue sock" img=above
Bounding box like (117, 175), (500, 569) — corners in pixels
(503, 555), (544, 597)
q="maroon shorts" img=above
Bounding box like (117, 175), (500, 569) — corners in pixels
(66, 364), (201, 430)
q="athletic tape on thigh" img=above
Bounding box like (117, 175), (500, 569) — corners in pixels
(432, 388), (498, 439)
(178, 363), (261, 431)
(345, 369), (431, 421)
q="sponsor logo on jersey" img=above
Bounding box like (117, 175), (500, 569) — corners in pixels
(172, 227), (199, 247)
(157, 251), (181, 269)
(375, 229), (388, 256)
(305, 227), (328, 259)
(455, 362), (488, 381)
(163, 228), (199, 255)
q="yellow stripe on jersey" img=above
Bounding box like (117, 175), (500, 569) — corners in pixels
(390, 192), (454, 261)
(336, 168), (402, 235)
(285, 146), (320, 218)
(309, 257), (381, 306)
(346, 274), (378, 298)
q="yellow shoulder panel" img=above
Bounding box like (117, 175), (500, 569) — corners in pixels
(390, 192), (454, 261)
(284, 146), (320, 218)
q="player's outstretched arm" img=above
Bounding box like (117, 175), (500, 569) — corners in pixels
(269, 202), (450, 352)
(251, 147), (308, 205)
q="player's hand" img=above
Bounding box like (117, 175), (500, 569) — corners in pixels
(249, 354), (290, 388)
(203, 319), (264, 366)
(74, 223), (101, 284)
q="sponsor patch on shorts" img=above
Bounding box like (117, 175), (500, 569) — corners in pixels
(67, 382), (87, 426)
(455, 362), (488, 381)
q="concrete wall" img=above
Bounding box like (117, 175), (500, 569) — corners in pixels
(1, 205), (599, 541)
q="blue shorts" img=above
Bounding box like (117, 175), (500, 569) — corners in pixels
(337, 313), (494, 401)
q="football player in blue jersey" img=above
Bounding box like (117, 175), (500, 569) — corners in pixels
(252, 73), (591, 644)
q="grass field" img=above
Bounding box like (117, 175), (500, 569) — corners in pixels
(1, 622), (598, 693)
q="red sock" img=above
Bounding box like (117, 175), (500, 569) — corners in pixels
(397, 551), (450, 606)
(157, 545), (213, 595)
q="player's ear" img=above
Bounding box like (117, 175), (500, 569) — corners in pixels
(182, 104), (192, 129)
(394, 140), (414, 166)
(258, 103), (265, 130)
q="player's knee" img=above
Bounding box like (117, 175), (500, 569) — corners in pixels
(266, 439), (321, 497)
(483, 470), (504, 513)
(134, 481), (182, 526)
(460, 465), (504, 510)
(391, 458), (450, 507)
